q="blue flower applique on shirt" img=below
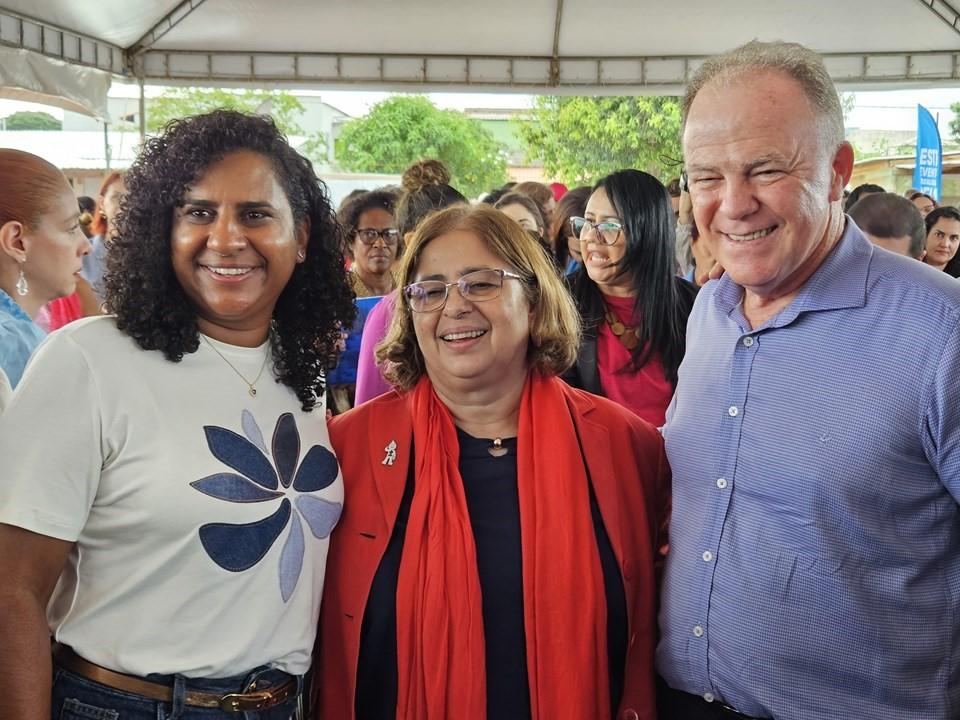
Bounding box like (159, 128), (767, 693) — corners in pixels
(191, 409), (342, 602)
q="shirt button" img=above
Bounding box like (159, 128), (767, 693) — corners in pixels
(742, 336), (755, 347)
(728, 405), (739, 417)
(704, 693), (715, 703)
(702, 551), (713, 562)
(693, 625), (704, 637)
(716, 477), (728, 489)
(623, 711), (639, 720)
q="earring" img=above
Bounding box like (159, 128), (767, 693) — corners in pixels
(15, 266), (28, 296)
(297, 250), (306, 260)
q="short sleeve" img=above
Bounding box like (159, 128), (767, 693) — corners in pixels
(0, 321), (43, 388)
(0, 332), (102, 541)
(923, 316), (960, 500)
(0, 367), (11, 413)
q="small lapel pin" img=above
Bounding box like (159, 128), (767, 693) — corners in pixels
(382, 440), (398, 466)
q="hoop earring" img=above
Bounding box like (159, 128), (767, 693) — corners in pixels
(15, 266), (28, 296)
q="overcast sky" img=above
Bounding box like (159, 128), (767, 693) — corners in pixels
(1, 84), (957, 136)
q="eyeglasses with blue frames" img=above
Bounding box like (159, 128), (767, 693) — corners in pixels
(404, 268), (523, 313)
(356, 227), (401, 246)
(569, 216), (623, 246)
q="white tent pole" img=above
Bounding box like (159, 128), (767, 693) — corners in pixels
(138, 76), (146, 141)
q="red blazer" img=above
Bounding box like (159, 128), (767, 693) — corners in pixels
(315, 382), (670, 720)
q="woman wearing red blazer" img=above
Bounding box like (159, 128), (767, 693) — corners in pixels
(317, 205), (670, 720)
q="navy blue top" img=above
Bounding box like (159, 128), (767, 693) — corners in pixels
(356, 430), (626, 719)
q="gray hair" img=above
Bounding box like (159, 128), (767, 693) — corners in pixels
(682, 40), (844, 148)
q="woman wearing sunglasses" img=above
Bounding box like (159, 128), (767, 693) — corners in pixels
(566, 170), (697, 426)
(316, 204), (668, 720)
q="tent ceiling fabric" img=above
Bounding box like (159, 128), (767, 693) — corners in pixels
(1, 0), (959, 116)
(0, 46), (111, 119)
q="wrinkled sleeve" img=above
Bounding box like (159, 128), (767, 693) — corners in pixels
(354, 293), (396, 406)
(0, 333), (102, 541)
(0, 367), (11, 414)
(923, 316), (960, 500)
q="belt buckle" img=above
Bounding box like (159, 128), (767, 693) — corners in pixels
(219, 687), (287, 712)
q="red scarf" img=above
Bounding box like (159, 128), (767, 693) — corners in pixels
(396, 372), (609, 719)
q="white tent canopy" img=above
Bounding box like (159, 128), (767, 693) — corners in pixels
(1, 0), (959, 121)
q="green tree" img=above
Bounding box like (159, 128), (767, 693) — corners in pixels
(146, 87), (328, 165)
(950, 102), (960, 143)
(3, 110), (62, 130)
(335, 96), (507, 198)
(519, 96), (682, 185)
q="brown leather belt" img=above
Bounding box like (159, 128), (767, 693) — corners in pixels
(52, 643), (298, 712)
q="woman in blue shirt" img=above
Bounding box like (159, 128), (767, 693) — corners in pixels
(0, 149), (91, 398)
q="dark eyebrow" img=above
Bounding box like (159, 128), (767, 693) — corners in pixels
(181, 197), (276, 210)
(584, 212), (621, 222)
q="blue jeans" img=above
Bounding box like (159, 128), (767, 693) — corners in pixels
(51, 665), (304, 720)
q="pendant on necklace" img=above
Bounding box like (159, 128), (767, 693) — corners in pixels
(249, 387), (257, 397)
(488, 437), (508, 458)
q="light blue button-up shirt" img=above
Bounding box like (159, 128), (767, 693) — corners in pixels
(0, 288), (46, 390)
(80, 233), (107, 302)
(658, 221), (960, 719)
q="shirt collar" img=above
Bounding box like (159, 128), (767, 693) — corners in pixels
(0, 287), (35, 324)
(713, 218), (872, 328)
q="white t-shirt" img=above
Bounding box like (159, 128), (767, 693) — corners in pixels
(0, 316), (342, 678)
(0, 367), (10, 413)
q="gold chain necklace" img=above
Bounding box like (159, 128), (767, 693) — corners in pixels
(201, 334), (270, 397)
(603, 308), (640, 351)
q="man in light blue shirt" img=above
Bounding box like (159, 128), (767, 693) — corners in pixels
(657, 40), (960, 720)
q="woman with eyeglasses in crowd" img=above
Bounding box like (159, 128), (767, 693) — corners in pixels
(565, 169), (697, 426)
(0, 149), (92, 409)
(550, 185), (592, 274)
(352, 159), (466, 406)
(316, 204), (668, 720)
(338, 189), (401, 298)
(329, 190), (402, 414)
(0, 111), (353, 719)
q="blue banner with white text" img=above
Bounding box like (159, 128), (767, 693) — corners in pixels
(913, 105), (942, 202)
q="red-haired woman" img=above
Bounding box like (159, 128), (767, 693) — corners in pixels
(0, 149), (91, 407)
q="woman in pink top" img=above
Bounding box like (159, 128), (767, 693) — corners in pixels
(563, 170), (697, 426)
(354, 160), (466, 405)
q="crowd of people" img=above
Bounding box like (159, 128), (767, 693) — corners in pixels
(0, 38), (958, 720)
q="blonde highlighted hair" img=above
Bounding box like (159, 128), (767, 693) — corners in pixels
(378, 204), (581, 390)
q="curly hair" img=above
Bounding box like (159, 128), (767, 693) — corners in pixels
(395, 159), (466, 237)
(104, 109), (356, 412)
(401, 158), (450, 190)
(336, 188), (400, 257)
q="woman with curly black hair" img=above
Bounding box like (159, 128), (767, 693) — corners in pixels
(0, 110), (354, 719)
